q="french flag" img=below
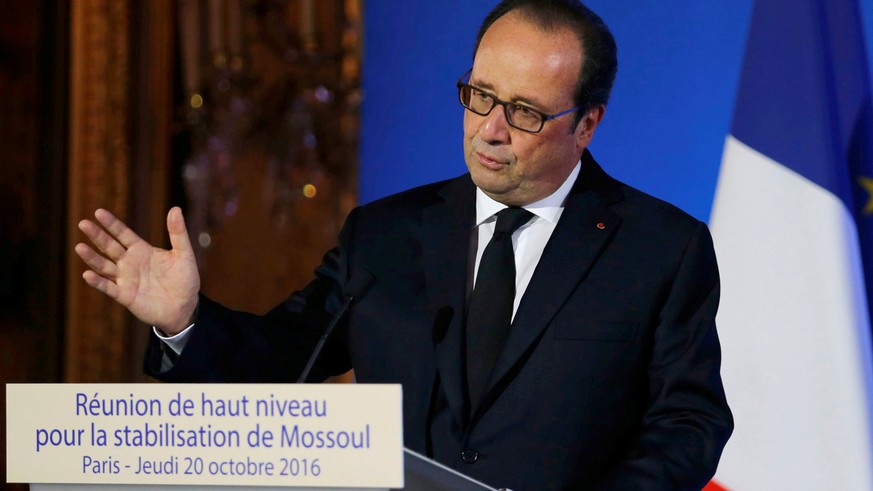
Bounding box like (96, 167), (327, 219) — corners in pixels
(708, 0), (873, 488)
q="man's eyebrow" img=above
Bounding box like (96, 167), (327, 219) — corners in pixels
(469, 77), (550, 111)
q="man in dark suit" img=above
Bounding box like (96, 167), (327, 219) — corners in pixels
(76, 0), (732, 489)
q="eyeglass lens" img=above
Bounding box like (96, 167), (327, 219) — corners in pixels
(459, 85), (543, 132)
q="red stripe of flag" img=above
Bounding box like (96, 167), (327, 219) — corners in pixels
(703, 480), (730, 491)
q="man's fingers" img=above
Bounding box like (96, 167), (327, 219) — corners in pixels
(167, 207), (194, 254)
(94, 208), (143, 249)
(82, 270), (121, 301)
(78, 218), (127, 260)
(74, 243), (119, 278)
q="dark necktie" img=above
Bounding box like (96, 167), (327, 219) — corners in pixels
(466, 206), (534, 412)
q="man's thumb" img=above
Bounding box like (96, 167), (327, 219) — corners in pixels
(167, 207), (194, 252)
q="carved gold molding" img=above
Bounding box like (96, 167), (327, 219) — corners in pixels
(65, 0), (132, 382)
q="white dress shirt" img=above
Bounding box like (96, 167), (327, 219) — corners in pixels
(472, 161), (580, 319)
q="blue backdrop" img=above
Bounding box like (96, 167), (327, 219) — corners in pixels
(360, 1), (873, 222)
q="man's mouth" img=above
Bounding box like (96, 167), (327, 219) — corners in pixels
(476, 151), (507, 170)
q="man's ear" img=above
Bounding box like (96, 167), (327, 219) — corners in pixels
(575, 104), (606, 151)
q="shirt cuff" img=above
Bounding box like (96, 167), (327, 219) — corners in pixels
(153, 324), (195, 356)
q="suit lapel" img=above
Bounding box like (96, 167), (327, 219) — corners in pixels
(475, 153), (625, 419)
(421, 175), (476, 428)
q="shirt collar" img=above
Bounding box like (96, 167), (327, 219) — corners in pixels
(474, 160), (581, 226)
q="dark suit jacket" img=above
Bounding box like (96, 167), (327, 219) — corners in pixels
(146, 151), (733, 490)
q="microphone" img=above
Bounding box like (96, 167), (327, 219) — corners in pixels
(296, 270), (376, 383)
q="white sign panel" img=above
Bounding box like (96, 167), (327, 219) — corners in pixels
(6, 384), (403, 488)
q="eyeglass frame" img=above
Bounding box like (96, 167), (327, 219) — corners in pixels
(456, 68), (583, 134)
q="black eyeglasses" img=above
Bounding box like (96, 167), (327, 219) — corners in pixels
(456, 69), (581, 133)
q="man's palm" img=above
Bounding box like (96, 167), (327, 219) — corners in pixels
(75, 207), (200, 335)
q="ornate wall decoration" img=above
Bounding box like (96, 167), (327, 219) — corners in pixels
(65, 0), (133, 382)
(29, 0), (361, 385)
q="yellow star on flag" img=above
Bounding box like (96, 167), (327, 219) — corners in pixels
(859, 176), (873, 215)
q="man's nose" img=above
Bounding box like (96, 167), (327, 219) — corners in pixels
(478, 105), (511, 143)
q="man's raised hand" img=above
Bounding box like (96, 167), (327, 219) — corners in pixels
(75, 207), (201, 335)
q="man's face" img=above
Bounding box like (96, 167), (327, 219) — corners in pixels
(464, 13), (603, 206)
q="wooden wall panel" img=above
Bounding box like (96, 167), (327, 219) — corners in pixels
(65, 0), (176, 382)
(65, 0), (133, 382)
(0, 1), (69, 486)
